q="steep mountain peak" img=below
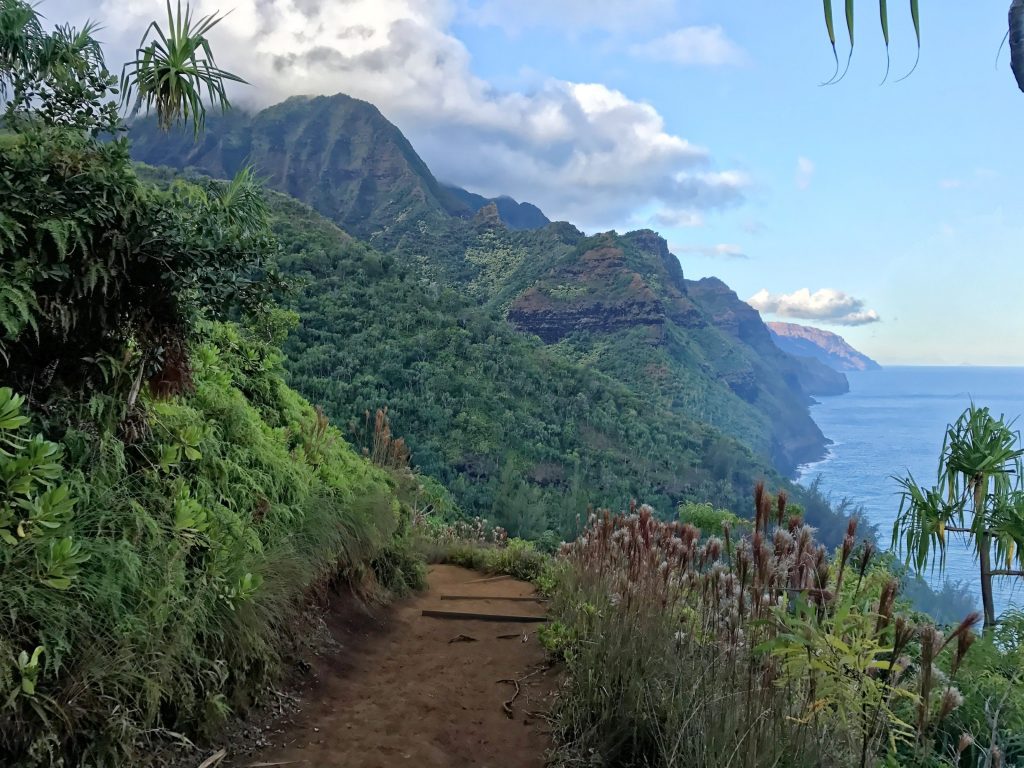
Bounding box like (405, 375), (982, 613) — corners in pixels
(130, 92), (551, 237)
(130, 91), (453, 241)
(443, 185), (550, 230)
(687, 277), (775, 348)
(767, 322), (881, 372)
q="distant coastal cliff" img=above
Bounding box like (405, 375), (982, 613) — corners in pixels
(767, 322), (881, 373)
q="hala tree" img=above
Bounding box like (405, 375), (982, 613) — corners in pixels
(0, 0), (272, 410)
(893, 405), (1024, 627)
(121, 0), (245, 136)
(818, 1), (1024, 93)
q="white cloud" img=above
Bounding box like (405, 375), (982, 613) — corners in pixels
(747, 288), (881, 326)
(795, 156), (815, 190)
(55, 0), (749, 230)
(938, 179), (962, 190)
(675, 243), (747, 259)
(653, 208), (705, 228)
(461, 0), (674, 34)
(630, 26), (746, 67)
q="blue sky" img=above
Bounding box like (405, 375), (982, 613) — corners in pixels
(451, 2), (1024, 365)
(53, 0), (1024, 365)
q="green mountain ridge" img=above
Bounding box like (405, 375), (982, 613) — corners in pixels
(501, 232), (835, 471)
(131, 92), (851, 540)
(128, 93), (550, 237)
(441, 184), (550, 230)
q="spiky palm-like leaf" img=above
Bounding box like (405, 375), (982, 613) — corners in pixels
(0, 0), (42, 96)
(121, 0), (245, 136)
(820, 0), (920, 83)
(893, 405), (1024, 627)
(822, 1), (1024, 91)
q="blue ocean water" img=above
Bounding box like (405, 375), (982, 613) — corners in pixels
(796, 366), (1024, 616)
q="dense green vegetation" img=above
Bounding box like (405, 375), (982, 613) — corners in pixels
(259, 189), (869, 545)
(1, 330), (422, 764)
(129, 93), (865, 548)
(4, 4), (1015, 768)
(0, 6), (421, 763)
(270, 195), (744, 527)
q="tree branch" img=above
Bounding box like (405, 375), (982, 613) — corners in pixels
(989, 570), (1024, 577)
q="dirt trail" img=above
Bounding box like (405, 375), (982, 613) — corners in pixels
(228, 565), (556, 768)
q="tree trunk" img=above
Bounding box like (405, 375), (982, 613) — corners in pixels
(1011, 0), (1024, 93)
(979, 531), (996, 628)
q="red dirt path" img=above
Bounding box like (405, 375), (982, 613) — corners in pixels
(228, 565), (556, 768)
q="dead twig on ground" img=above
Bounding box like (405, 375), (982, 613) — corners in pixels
(497, 678), (521, 718)
(448, 633), (478, 643)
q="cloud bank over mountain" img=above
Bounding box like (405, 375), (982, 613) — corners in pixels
(51, 0), (747, 230)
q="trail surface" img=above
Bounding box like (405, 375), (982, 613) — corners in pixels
(229, 565), (555, 768)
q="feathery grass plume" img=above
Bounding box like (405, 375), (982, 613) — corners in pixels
(544, 484), (987, 767)
(917, 625), (941, 737)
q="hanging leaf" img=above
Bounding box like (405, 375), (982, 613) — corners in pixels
(879, 0), (891, 82)
(822, 0), (840, 83)
(897, 0), (921, 81)
(837, 0), (856, 82)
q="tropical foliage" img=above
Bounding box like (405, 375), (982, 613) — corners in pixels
(121, 0), (244, 135)
(0, 329), (421, 765)
(0, 4), (421, 764)
(254, 189), (864, 544)
(818, 1), (1024, 93)
(894, 405), (1024, 627)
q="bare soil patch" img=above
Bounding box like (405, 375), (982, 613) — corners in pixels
(223, 564), (557, 768)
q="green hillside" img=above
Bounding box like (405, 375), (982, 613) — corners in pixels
(265, 191), (775, 537)
(130, 92), (857, 541)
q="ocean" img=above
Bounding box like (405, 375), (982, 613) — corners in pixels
(796, 366), (1024, 617)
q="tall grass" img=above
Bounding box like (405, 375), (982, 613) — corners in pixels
(546, 488), (986, 768)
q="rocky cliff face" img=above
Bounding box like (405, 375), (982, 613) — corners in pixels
(507, 231), (702, 343)
(506, 232), (830, 473)
(767, 322), (880, 371)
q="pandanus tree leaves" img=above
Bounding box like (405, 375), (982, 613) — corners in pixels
(121, 0), (245, 136)
(821, 0), (920, 83)
(819, 0), (925, 83)
(822, 0), (1024, 92)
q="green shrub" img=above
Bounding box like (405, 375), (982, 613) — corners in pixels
(0, 329), (419, 765)
(418, 515), (556, 589)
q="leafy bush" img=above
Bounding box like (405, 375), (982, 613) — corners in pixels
(0, 327), (420, 765)
(0, 128), (280, 405)
(415, 510), (556, 589)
